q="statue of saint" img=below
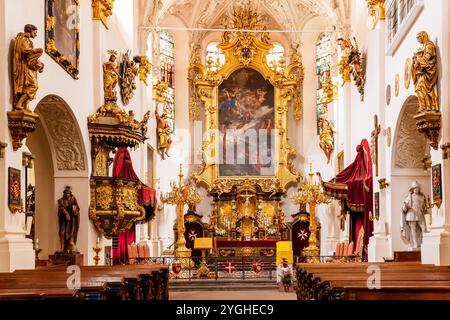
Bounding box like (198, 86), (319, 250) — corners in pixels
(337, 38), (351, 85)
(155, 107), (172, 160)
(58, 186), (80, 253)
(319, 116), (335, 164)
(412, 31), (439, 112)
(103, 50), (121, 102)
(401, 181), (429, 250)
(13, 24), (44, 110)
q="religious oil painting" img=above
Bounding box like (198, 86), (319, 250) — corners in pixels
(8, 167), (21, 213)
(45, 0), (80, 79)
(218, 68), (275, 177)
(432, 164), (442, 208)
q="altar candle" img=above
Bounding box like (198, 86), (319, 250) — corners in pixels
(96, 237), (100, 247)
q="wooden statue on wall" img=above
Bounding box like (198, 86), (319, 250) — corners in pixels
(412, 31), (439, 113)
(58, 186), (80, 253)
(155, 107), (172, 160)
(103, 50), (120, 102)
(13, 24), (44, 111)
(411, 31), (441, 150)
(319, 116), (335, 164)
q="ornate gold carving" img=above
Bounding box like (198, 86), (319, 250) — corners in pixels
(161, 165), (203, 258)
(378, 178), (390, 189)
(0, 142), (7, 158)
(96, 182), (113, 210)
(88, 52), (148, 151)
(152, 80), (169, 103)
(7, 110), (39, 151)
(45, 16), (56, 32)
(413, 112), (441, 150)
(441, 143), (450, 160)
(190, 17), (302, 193)
(119, 52), (138, 105)
(292, 165), (330, 262)
(366, 0), (385, 29)
(412, 31), (441, 150)
(89, 178), (144, 239)
(134, 55), (151, 86)
(92, 0), (114, 29)
(38, 95), (86, 171)
(421, 154), (432, 170)
(338, 37), (366, 100)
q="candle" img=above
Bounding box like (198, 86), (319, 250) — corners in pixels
(96, 237), (100, 247)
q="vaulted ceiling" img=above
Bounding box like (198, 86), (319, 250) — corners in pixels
(138, 0), (351, 47)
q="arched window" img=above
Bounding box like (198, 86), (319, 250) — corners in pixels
(316, 33), (332, 134)
(266, 43), (284, 70)
(206, 42), (225, 71)
(159, 30), (175, 132)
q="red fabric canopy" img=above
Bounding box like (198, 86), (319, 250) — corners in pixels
(112, 147), (156, 263)
(322, 139), (373, 251)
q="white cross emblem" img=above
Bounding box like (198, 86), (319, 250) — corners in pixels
(187, 230), (197, 240)
(298, 229), (308, 240)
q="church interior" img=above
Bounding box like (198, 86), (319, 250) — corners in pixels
(0, 0), (450, 301)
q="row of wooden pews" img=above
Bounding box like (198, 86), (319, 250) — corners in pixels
(0, 264), (169, 300)
(296, 262), (450, 300)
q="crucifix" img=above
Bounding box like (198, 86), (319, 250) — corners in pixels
(370, 114), (381, 177)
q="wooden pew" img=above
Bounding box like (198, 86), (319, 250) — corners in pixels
(13, 263), (169, 300)
(296, 263), (450, 300)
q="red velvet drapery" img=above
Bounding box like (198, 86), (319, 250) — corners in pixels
(112, 148), (156, 263)
(322, 139), (373, 252)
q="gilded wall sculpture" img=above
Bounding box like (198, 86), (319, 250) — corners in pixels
(8, 24), (44, 151)
(412, 31), (441, 150)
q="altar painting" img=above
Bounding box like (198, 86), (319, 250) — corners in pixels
(218, 68), (275, 177)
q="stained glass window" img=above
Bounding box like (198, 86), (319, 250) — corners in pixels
(159, 30), (175, 132)
(266, 43), (284, 70)
(206, 42), (225, 71)
(316, 33), (332, 134)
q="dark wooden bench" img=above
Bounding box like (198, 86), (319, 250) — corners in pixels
(296, 262), (450, 300)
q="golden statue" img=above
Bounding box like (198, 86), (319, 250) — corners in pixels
(412, 31), (439, 112)
(134, 55), (151, 86)
(103, 50), (120, 101)
(155, 107), (172, 160)
(13, 24), (44, 111)
(337, 38), (351, 85)
(319, 116), (335, 164)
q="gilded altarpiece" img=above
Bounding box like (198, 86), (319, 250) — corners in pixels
(190, 17), (303, 256)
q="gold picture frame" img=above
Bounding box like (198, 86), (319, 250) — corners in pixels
(45, 0), (80, 79)
(190, 28), (303, 194)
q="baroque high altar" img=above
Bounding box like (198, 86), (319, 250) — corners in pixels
(188, 5), (304, 257)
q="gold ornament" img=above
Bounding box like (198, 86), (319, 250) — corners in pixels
(161, 164), (203, 258)
(92, 0), (114, 29)
(292, 164), (330, 263)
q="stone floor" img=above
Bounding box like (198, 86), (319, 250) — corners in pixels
(170, 290), (297, 300)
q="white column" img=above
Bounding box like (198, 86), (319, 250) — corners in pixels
(368, 21), (390, 262)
